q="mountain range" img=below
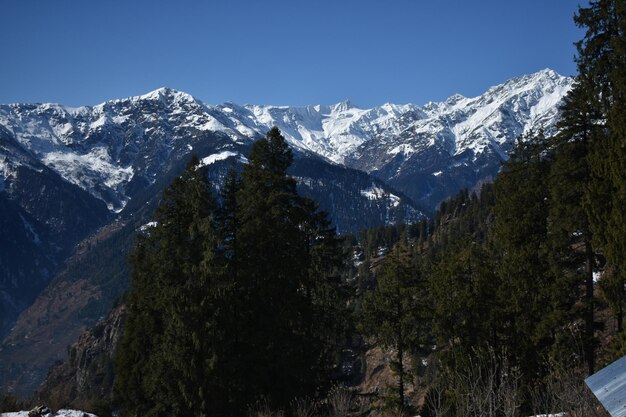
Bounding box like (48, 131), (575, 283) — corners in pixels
(0, 68), (573, 396)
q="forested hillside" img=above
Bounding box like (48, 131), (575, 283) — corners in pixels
(2, 1), (625, 417)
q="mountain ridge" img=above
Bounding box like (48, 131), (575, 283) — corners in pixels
(0, 68), (572, 211)
(0, 69), (573, 396)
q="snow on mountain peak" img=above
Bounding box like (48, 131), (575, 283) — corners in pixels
(0, 69), (573, 211)
(136, 87), (198, 104)
(332, 99), (359, 112)
(445, 93), (467, 106)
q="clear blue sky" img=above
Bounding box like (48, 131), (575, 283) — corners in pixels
(0, 0), (585, 108)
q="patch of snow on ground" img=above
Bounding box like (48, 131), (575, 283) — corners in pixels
(89, 115), (107, 130)
(234, 124), (258, 138)
(199, 151), (244, 167)
(0, 158), (17, 182)
(1, 410), (98, 417)
(112, 115), (129, 124)
(196, 117), (228, 132)
(360, 184), (401, 207)
(531, 414), (565, 417)
(361, 184), (386, 200)
(388, 144), (415, 156)
(139, 221), (158, 234)
(388, 194), (400, 207)
(593, 270), (601, 283)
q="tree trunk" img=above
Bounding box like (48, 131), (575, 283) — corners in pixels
(398, 342), (405, 410)
(585, 239), (595, 375)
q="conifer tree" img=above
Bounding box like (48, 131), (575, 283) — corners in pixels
(359, 240), (426, 410)
(115, 156), (223, 417)
(548, 78), (602, 374)
(232, 127), (346, 410)
(491, 132), (557, 383)
(116, 134), (346, 416)
(572, 0), (626, 331)
(430, 239), (499, 357)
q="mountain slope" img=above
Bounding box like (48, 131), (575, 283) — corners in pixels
(0, 126), (110, 337)
(0, 69), (572, 216)
(347, 69), (572, 208)
(0, 151), (423, 397)
(0, 68), (572, 396)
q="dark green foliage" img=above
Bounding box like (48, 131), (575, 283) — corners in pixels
(0, 390), (25, 412)
(107, 4), (626, 414)
(491, 132), (557, 379)
(573, 0), (626, 332)
(115, 156), (222, 417)
(429, 184), (495, 254)
(232, 127), (346, 410)
(358, 224), (409, 259)
(115, 130), (347, 417)
(289, 157), (424, 234)
(430, 240), (498, 357)
(359, 241), (427, 410)
(549, 79), (600, 374)
(354, 3), (625, 410)
(424, 129), (605, 411)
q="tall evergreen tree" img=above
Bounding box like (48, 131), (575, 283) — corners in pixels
(491, 132), (557, 383)
(232, 127), (346, 411)
(430, 239), (499, 358)
(116, 133), (347, 416)
(359, 240), (427, 410)
(573, 0), (626, 331)
(115, 156), (224, 417)
(548, 77), (602, 374)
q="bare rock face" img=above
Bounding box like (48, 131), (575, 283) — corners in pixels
(36, 304), (126, 409)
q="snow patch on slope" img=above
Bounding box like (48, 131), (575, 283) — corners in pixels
(361, 184), (401, 207)
(42, 148), (133, 189)
(41, 148), (134, 211)
(199, 151), (248, 167)
(1, 410), (98, 417)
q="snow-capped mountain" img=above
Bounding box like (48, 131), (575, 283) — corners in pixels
(0, 68), (572, 216)
(347, 69), (570, 169)
(1, 82), (427, 394)
(0, 69), (574, 396)
(214, 70), (571, 170)
(345, 69), (572, 207)
(0, 88), (253, 212)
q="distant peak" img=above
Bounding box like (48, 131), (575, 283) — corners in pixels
(333, 99), (359, 112)
(482, 68), (572, 98)
(514, 68), (567, 85)
(536, 68), (560, 78)
(136, 87), (197, 103)
(445, 93), (466, 105)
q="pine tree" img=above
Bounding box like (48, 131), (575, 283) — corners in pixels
(115, 156), (223, 417)
(430, 239), (499, 358)
(548, 78), (602, 374)
(573, 0), (626, 331)
(491, 132), (557, 383)
(116, 134), (346, 416)
(359, 240), (427, 411)
(232, 127), (346, 410)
